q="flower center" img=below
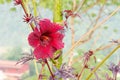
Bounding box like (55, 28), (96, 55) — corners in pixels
(40, 35), (50, 46)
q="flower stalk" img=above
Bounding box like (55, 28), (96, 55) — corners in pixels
(21, 0), (34, 30)
(45, 59), (55, 80)
(20, 0), (38, 77)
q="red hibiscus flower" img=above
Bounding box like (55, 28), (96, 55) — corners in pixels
(28, 19), (64, 59)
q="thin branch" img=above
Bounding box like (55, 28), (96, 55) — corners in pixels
(81, 0), (100, 14)
(68, 0), (76, 66)
(78, 3), (105, 44)
(71, 38), (120, 65)
(75, 0), (86, 13)
(64, 6), (120, 58)
(94, 39), (120, 52)
(21, 0), (34, 30)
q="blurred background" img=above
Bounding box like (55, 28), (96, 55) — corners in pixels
(0, 0), (120, 80)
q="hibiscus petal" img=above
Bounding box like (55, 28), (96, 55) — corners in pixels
(34, 27), (41, 35)
(49, 23), (63, 33)
(33, 45), (56, 59)
(39, 19), (63, 34)
(50, 32), (64, 49)
(39, 19), (51, 33)
(28, 32), (40, 48)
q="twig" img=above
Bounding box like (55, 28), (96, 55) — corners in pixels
(71, 38), (120, 65)
(78, 64), (86, 80)
(75, 0), (86, 13)
(81, 0), (100, 14)
(68, 0), (76, 66)
(64, 6), (120, 58)
(78, 2), (105, 45)
(21, 0), (34, 30)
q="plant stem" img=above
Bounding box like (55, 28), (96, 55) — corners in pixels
(33, 60), (39, 77)
(86, 45), (120, 80)
(21, 0), (38, 78)
(78, 66), (85, 80)
(53, 0), (63, 69)
(21, 0), (34, 30)
(68, 0), (76, 66)
(78, 60), (88, 80)
(32, 0), (37, 17)
(45, 59), (54, 80)
(53, 0), (63, 22)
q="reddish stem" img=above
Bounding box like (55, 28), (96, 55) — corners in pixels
(45, 59), (54, 80)
(21, 2), (27, 15)
(78, 61), (88, 80)
(20, 1), (34, 30)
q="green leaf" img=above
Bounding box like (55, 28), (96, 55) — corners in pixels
(10, 7), (16, 12)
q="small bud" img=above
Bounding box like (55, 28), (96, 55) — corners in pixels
(23, 14), (33, 23)
(14, 0), (22, 5)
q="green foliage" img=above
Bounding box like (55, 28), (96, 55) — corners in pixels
(39, 0), (73, 10)
(0, 0), (11, 4)
(113, 29), (118, 33)
(91, 13), (96, 17)
(5, 0), (11, 3)
(24, 75), (37, 80)
(1, 46), (22, 60)
(39, 0), (54, 10)
(10, 7), (16, 12)
(0, 0), (4, 4)
(103, 26), (108, 30)
(29, 62), (37, 76)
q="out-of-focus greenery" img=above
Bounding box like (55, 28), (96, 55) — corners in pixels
(0, 46), (22, 60)
(0, 0), (11, 4)
(24, 75), (37, 80)
(0, 0), (120, 11)
(21, 62), (38, 80)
